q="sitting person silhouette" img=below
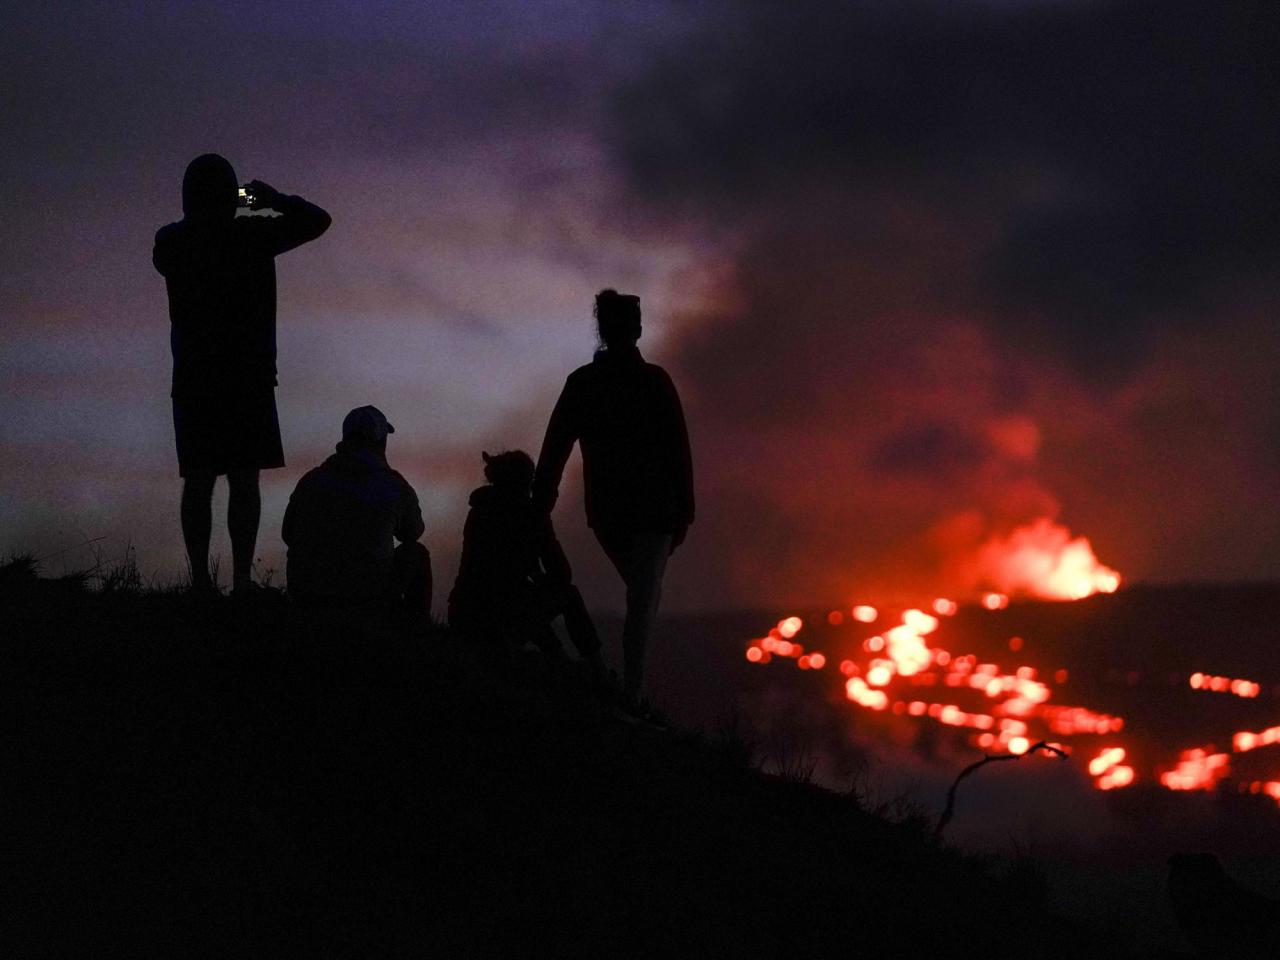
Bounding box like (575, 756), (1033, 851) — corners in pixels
(449, 450), (603, 672)
(534, 290), (694, 710)
(153, 153), (331, 595)
(282, 406), (431, 612)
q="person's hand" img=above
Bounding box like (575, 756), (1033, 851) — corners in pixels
(245, 179), (285, 210)
(670, 524), (688, 555)
(532, 487), (558, 516)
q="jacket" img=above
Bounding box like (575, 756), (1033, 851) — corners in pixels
(448, 485), (571, 617)
(153, 196), (330, 398)
(282, 443), (424, 603)
(534, 347), (694, 534)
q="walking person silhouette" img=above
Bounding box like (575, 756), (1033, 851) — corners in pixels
(534, 290), (694, 712)
(153, 154), (330, 595)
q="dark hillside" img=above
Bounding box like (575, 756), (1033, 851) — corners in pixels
(2, 563), (1146, 958)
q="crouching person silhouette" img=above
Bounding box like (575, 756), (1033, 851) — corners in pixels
(449, 451), (604, 674)
(153, 153), (331, 595)
(283, 406), (431, 612)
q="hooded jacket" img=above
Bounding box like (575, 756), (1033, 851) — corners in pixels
(534, 347), (694, 535)
(283, 443), (424, 603)
(153, 183), (330, 398)
(448, 484), (571, 617)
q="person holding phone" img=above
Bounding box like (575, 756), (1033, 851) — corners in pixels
(153, 153), (330, 595)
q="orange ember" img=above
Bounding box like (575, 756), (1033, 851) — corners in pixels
(1189, 672), (1261, 698)
(1160, 749), (1230, 792)
(852, 605), (878, 623)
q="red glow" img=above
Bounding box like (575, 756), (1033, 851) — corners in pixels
(1190, 672), (1260, 698)
(866, 662), (894, 687)
(902, 609), (940, 634)
(1088, 747), (1126, 777)
(1098, 765), (1134, 790)
(1232, 725), (1280, 753)
(1244, 781), (1280, 806)
(1088, 746), (1135, 790)
(1159, 749), (1230, 792)
(845, 677), (889, 710)
(973, 518), (1121, 601)
(932, 598), (958, 616)
(740, 576), (1278, 802)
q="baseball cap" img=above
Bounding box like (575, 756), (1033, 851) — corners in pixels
(342, 405), (395, 444)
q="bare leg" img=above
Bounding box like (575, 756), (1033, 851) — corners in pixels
(226, 469), (261, 592)
(180, 472), (217, 591)
(599, 533), (671, 705)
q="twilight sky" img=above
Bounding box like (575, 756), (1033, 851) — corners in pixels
(3, 1), (1280, 611)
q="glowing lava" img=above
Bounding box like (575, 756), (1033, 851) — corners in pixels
(743, 581), (1280, 806)
(974, 518), (1121, 601)
(1189, 672), (1261, 698)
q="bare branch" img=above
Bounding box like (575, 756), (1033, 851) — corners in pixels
(935, 741), (1069, 838)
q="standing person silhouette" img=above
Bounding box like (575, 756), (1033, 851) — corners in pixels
(534, 290), (694, 711)
(153, 154), (330, 595)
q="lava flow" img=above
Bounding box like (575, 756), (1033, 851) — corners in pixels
(741, 531), (1280, 807)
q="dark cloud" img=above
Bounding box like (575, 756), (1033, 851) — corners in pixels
(591, 0), (1280, 606)
(609, 0), (1280, 372)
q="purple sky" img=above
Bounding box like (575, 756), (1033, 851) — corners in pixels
(5, 2), (1280, 611)
(2, 2), (701, 607)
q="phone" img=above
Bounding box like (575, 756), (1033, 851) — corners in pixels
(236, 186), (251, 207)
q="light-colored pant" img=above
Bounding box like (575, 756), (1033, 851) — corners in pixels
(597, 531), (672, 701)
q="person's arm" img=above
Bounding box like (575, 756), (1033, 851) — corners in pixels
(532, 376), (579, 515)
(538, 515), (573, 587)
(282, 482), (300, 546)
(662, 370), (695, 548)
(393, 476), (426, 544)
(152, 225), (177, 276)
(244, 179), (332, 255)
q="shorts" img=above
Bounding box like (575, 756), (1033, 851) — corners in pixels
(172, 389), (284, 478)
